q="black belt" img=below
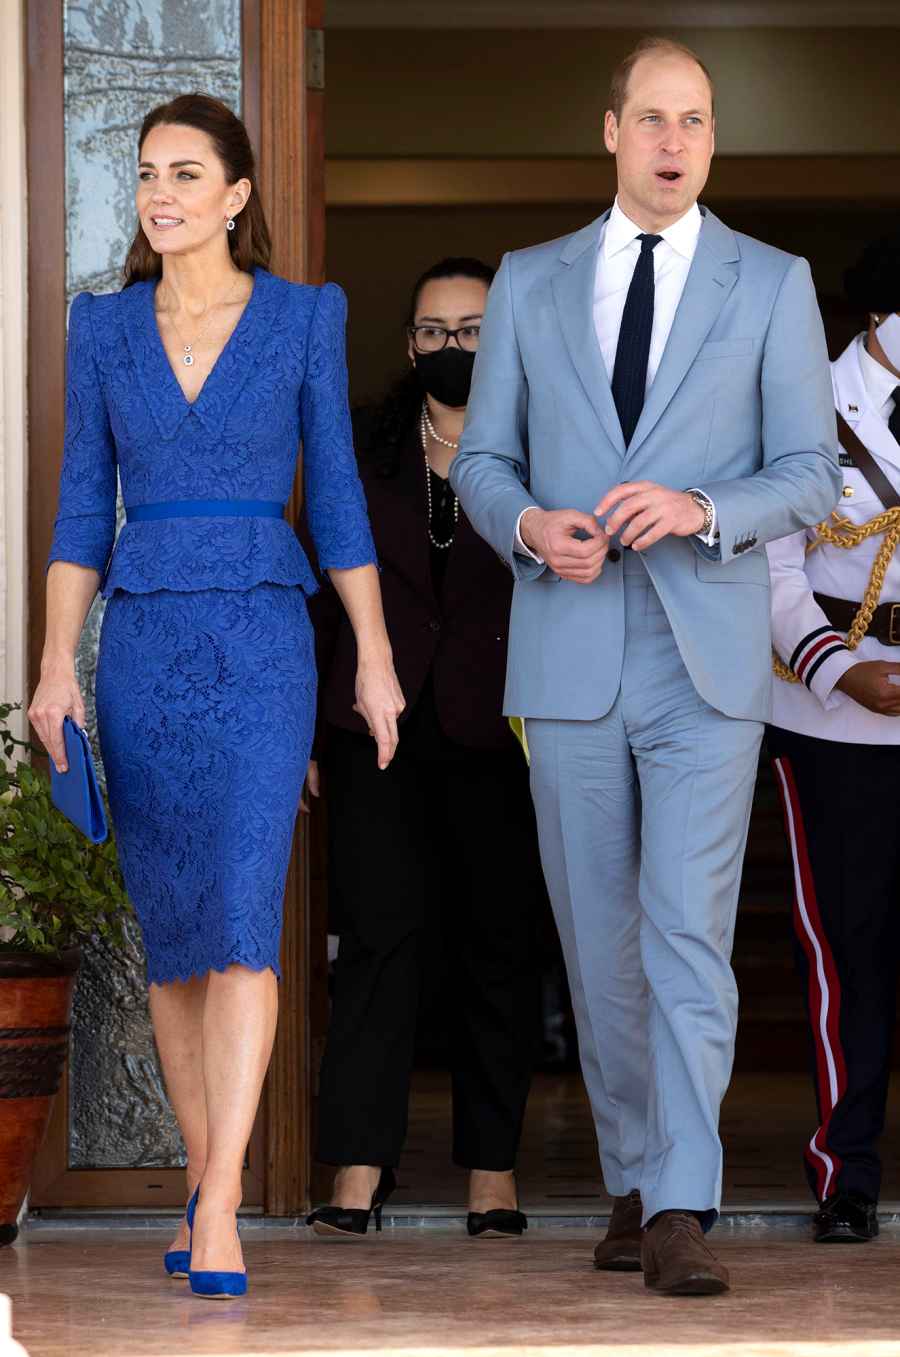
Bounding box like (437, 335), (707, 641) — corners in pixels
(814, 592), (900, 646)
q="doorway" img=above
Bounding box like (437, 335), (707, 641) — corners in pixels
(318, 161), (900, 1218)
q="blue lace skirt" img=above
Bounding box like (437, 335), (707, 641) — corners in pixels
(95, 584), (316, 985)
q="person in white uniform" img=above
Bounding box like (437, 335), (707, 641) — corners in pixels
(768, 232), (900, 1244)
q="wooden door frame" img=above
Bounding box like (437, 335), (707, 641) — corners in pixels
(27, 0), (324, 1215)
(246, 0), (328, 1218)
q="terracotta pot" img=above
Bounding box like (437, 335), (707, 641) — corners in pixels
(0, 949), (80, 1245)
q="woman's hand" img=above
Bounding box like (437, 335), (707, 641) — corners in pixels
(300, 759), (320, 814)
(353, 655), (405, 770)
(326, 563), (404, 768)
(27, 665), (86, 773)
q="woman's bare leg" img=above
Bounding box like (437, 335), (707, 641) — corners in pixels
(468, 1169), (518, 1213)
(330, 1165), (382, 1207)
(149, 976), (209, 1253)
(189, 964), (278, 1273)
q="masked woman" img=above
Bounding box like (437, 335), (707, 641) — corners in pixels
(301, 258), (544, 1238)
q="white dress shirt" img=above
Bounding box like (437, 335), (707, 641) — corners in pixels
(594, 197), (702, 389)
(858, 331), (900, 419)
(516, 197), (718, 560)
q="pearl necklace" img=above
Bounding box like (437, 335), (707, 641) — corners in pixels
(423, 405), (459, 449)
(420, 405), (459, 550)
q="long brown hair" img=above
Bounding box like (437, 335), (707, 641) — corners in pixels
(123, 93), (272, 287)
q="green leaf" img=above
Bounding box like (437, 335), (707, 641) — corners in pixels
(0, 699), (132, 956)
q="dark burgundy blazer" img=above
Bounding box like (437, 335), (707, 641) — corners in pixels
(297, 424), (516, 753)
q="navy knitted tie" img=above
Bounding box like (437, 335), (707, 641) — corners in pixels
(612, 233), (663, 447)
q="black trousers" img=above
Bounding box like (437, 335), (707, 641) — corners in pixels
(768, 725), (900, 1204)
(316, 699), (542, 1171)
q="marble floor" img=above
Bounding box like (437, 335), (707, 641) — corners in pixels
(5, 1223), (900, 1357)
(391, 1070), (900, 1214)
(12, 1071), (900, 1355)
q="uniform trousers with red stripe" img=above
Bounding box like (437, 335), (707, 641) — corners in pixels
(768, 724), (900, 1205)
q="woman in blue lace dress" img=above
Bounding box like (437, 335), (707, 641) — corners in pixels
(28, 94), (404, 1298)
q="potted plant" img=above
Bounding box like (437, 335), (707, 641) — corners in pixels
(0, 702), (130, 1244)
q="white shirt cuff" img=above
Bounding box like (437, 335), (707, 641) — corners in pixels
(808, 645), (857, 711)
(698, 501), (719, 548)
(514, 508), (544, 563)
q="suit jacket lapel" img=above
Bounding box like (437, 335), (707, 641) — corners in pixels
(121, 281), (192, 442)
(551, 213), (626, 457)
(121, 267), (277, 444)
(626, 208), (739, 460)
(190, 267), (277, 440)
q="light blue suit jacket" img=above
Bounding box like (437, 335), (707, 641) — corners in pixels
(449, 207), (842, 723)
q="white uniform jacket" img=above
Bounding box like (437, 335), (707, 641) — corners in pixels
(768, 335), (900, 743)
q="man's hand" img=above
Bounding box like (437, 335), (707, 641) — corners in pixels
(520, 508), (609, 584)
(835, 661), (900, 716)
(594, 482), (705, 551)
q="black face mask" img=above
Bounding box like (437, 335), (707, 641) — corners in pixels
(414, 347), (476, 409)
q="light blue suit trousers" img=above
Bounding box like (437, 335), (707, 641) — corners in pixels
(527, 553), (762, 1223)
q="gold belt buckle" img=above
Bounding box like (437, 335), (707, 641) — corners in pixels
(890, 603), (900, 645)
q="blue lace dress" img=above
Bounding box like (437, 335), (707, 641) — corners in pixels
(48, 269), (376, 984)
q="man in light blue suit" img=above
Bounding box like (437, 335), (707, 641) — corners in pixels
(450, 36), (841, 1295)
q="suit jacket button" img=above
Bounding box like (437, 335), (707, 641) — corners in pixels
(607, 547), (621, 563)
(428, 619), (441, 632)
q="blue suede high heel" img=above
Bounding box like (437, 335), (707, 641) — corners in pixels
(163, 1249), (191, 1279)
(186, 1187), (248, 1299)
(164, 1197), (192, 1277)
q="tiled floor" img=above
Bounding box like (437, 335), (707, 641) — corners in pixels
(6, 1224), (900, 1356)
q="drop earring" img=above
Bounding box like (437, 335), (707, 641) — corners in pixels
(226, 218), (236, 232)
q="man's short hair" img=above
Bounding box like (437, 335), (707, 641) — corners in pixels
(608, 36), (716, 122)
(844, 233), (900, 314)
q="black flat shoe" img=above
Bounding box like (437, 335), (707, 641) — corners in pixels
(814, 1192), (878, 1243)
(306, 1168), (396, 1239)
(467, 1209), (528, 1238)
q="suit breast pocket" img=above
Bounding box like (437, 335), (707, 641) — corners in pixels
(696, 339), (755, 361)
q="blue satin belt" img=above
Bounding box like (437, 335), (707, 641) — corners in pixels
(126, 500), (285, 523)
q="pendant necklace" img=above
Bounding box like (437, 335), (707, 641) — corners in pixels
(164, 273), (242, 368)
(420, 403), (460, 550)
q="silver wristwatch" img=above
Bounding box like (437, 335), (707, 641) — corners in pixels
(687, 489), (717, 541)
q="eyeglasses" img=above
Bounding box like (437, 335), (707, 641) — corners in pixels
(408, 324), (481, 354)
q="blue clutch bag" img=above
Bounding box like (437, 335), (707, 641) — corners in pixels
(49, 717), (108, 844)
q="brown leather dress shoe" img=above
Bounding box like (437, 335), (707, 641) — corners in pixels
(593, 1189), (643, 1271)
(641, 1211), (730, 1295)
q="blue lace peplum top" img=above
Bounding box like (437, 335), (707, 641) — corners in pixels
(47, 267), (377, 598)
